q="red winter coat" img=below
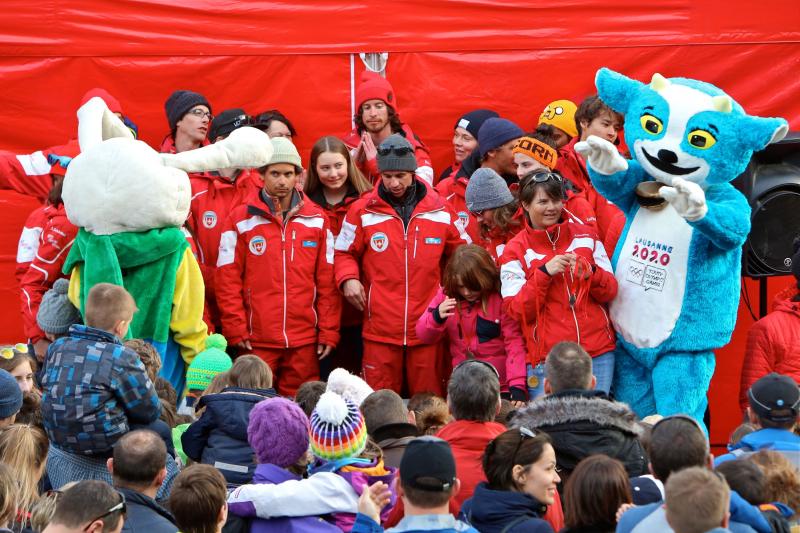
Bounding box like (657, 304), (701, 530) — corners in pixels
(215, 188), (341, 349)
(499, 219), (617, 365)
(187, 170), (260, 291)
(0, 142), (79, 203)
(342, 123), (434, 185)
(20, 204), (78, 343)
(435, 174), (481, 244)
(16, 205), (48, 285)
(739, 288), (800, 411)
(416, 288), (526, 392)
(558, 137), (625, 254)
(306, 185), (365, 328)
(334, 181), (468, 346)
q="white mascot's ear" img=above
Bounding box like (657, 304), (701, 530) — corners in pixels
(160, 126), (274, 172)
(77, 96), (133, 152)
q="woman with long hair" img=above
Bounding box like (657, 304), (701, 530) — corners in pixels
(499, 172), (617, 399)
(304, 136), (372, 377)
(0, 424), (49, 530)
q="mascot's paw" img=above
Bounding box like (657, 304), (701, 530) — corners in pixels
(659, 177), (708, 222)
(574, 135), (628, 176)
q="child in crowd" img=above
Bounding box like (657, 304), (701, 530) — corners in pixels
(408, 393), (451, 436)
(35, 278), (82, 361)
(749, 450), (800, 526)
(181, 355), (276, 485)
(123, 338), (161, 384)
(294, 380), (327, 418)
(169, 465), (228, 533)
(40, 283), (166, 459)
(178, 333), (233, 416)
(536, 99), (578, 148)
(0, 344), (37, 395)
(238, 397), (341, 531)
(416, 244), (527, 403)
(0, 424), (49, 530)
(0, 370), (22, 429)
(0, 464), (15, 533)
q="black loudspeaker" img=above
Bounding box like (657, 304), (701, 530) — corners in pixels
(732, 132), (800, 278)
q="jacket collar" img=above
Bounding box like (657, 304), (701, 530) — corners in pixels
(371, 422), (418, 443)
(246, 187), (306, 222)
(252, 463), (301, 484)
(307, 182), (360, 209)
(116, 487), (176, 524)
(67, 324), (121, 345)
(513, 392), (643, 435)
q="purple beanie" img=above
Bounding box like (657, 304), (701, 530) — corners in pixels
(247, 398), (310, 467)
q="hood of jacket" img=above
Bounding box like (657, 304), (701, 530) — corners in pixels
(198, 387), (277, 440)
(510, 390), (643, 436)
(463, 482), (547, 533)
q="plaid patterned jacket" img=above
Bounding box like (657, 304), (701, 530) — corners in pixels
(41, 325), (161, 455)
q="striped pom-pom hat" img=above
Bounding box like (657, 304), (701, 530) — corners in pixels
(310, 391), (368, 461)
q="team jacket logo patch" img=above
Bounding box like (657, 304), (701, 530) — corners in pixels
(202, 211), (217, 229)
(249, 236), (266, 255)
(370, 232), (389, 252)
(457, 211), (470, 225)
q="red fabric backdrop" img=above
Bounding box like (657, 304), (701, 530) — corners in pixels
(0, 0), (798, 445)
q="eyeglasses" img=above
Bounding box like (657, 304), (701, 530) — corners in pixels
(82, 492), (126, 532)
(511, 426), (537, 466)
(188, 108), (214, 121)
(0, 343), (28, 359)
(376, 146), (414, 157)
(453, 358), (500, 379)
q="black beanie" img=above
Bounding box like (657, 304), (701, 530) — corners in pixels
(209, 108), (249, 141)
(455, 109), (499, 139)
(165, 90), (211, 131)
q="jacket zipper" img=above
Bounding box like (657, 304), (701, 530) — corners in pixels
(246, 288), (253, 335)
(311, 286), (318, 327)
(367, 284), (373, 320)
(291, 230), (296, 262)
(280, 222), (289, 348)
(413, 226), (419, 259)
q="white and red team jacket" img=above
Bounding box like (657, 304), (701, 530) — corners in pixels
(334, 182), (470, 346)
(215, 187), (341, 349)
(16, 205), (49, 284)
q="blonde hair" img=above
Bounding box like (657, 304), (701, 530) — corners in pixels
(749, 450), (800, 519)
(0, 424), (49, 517)
(0, 464), (16, 529)
(84, 283), (137, 332)
(228, 356), (272, 390)
(665, 467), (729, 533)
(304, 136), (372, 197)
(30, 482), (77, 532)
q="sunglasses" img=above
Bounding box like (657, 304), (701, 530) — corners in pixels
(521, 171), (562, 187)
(453, 358), (500, 379)
(82, 492), (126, 532)
(188, 108), (214, 121)
(0, 343), (28, 360)
(511, 426), (537, 465)
(376, 146), (414, 157)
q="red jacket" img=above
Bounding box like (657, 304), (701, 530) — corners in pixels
(334, 182), (468, 346)
(558, 137), (625, 254)
(16, 205), (48, 284)
(739, 288), (800, 411)
(416, 288), (526, 392)
(499, 219), (617, 365)
(187, 170), (260, 289)
(215, 188), (341, 349)
(342, 123), (434, 185)
(0, 142), (79, 203)
(435, 175), (481, 244)
(20, 204), (78, 343)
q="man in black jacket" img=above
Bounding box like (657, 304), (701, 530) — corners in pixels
(510, 341), (647, 489)
(107, 430), (177, 533)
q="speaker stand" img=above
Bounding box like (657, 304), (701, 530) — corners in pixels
(759, 277), (768, 318)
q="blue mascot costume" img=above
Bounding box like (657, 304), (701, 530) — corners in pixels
(576, 68), (788, 427)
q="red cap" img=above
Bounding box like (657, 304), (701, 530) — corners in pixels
(80, 88), (123, 115)
(355, 71), (397, 113)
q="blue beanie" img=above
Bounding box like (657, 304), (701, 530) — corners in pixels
(478, 118), (525, 158)
(455, 109), (499, 139)
(165, 90), (212, 131)
(0, 370), (22, 420)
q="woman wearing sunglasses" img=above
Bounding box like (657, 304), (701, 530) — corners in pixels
(460, 427), (559, 533)
(499, 172), (618, 398)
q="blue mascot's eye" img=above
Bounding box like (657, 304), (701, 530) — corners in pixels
(687, 130), (716, 149)
(640, 114), (663, 135)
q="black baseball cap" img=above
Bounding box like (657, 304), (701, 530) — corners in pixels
(748, 373), (800, 424)
(209, 108), (250, 142)
(400, 436), (456, 492)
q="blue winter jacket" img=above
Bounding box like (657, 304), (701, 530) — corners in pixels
(459, 482), (554, 533)
(715, 428), (800, 466)
(181, 387), (277, 485)
(118, 487), (177, 533)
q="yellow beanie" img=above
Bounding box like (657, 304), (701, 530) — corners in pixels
(538, 99), (578, 138)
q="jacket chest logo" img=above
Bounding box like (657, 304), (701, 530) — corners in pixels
(370, 232), (389, 252)
(249, 236), (266, 255)
(202, 210), (217, 229)
(457, 211), (470, 225)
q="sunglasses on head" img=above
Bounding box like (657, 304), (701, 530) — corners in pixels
(453, 358), (500, 379)
(511, 426), (538, 466)
(521, 171), (562, 187)
(377, 146), (414, 157)
(0, 343), (28, 360)
(82, 491), (126, 532)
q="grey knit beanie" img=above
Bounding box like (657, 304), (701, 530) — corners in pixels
(0, 370), (22, 420)
(165, 90), (211, 131)
(37, 278), (82, 335)
(376, 134), (417, 173)
(465, 168), (515, 212)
